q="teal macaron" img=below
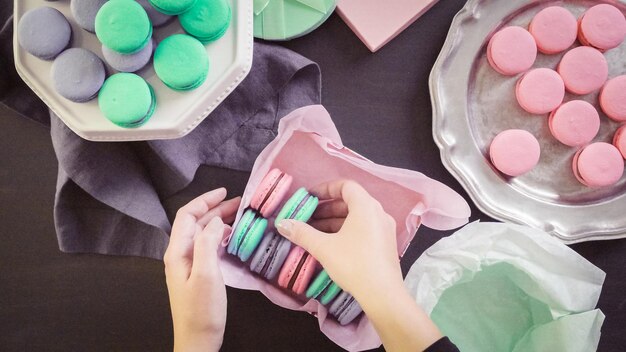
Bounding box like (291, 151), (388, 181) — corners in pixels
(98, 73), (156, 128)
(153, 34), (209, 91)
(179, 0), (231, 44)
(228, 209), (268, 262)
(148, 0), (198, 15)
(95, 0), (153, 54)
(306, 269), (342, 305)
(275, 187), (319, 226)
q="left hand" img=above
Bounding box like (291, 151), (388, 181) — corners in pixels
(164, 188), (241, 352)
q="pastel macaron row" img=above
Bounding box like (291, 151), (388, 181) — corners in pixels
(227, 169), (364, 325)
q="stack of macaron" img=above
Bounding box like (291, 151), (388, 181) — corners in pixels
(17, 0), (232, 129)
(486, 4), (626, 188)
(227, 169), (364, 325)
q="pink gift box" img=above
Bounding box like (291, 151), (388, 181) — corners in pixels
(337, 0), (440, 52)
(219, 105), (470, 351)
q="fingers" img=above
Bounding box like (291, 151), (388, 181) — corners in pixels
(310, 218), (345, 233)
(313, 199), (348, 220)
(176, 188), (228, 220)
(191, 217), (226, 280)
(197, 196), (241, 227)
(310, 180), (373, 209)
(166, 188), (229, 280)
(276, 220), (328, 261)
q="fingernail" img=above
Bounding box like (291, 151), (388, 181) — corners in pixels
(276, 220), (293, 238)
(222, 225), (232, 241)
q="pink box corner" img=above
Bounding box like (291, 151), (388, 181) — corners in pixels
(336, 0), (441, 52)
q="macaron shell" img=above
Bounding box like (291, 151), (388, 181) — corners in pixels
(51, 48), (105, 103)
(529, 6), (577, 54)
(71, 0), (108, 33)
(275, 187), (308, 225)
(548, 100), (600, 147)
(95, 0), (153, 54)
(574, 142), (624, 187)
(98, 73), (156, 127)
(487, 26), (537, 76)
(292, 195), (319, 222)
(102, 38), (154, 73)
(291, 254), (317, 295)
(251, 169), (293, 217)
(278, 246), (317, 294)
(153, 34), (209, 90)
(227, 209), (255, 255)
(148, 0), (198, 15)
(558, 46), (608, 95)
(329, 291), (363, 326)
(264, 236), (292, 280)
(18, 7), (72, 60)
(237, 215), (267, 262)
(320, 281), (341, 305)
(179, 0), (232, 43)
(489, 129), (541, 177)
(515, 68), (564, 114)
(613, 125), (626, 159)
(136, 0), (174, 27)
(306, 269), (332, 299)
(579, 4), (626, 51)
(600, 76), (626, 122)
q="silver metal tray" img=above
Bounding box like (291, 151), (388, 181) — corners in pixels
(431, 0), (626, 243)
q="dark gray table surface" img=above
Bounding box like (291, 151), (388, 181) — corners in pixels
(2, 1), (625, 351)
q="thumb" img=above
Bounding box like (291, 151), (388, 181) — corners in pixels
(191, 217), (225, 280)
(276, 220), (326, 259)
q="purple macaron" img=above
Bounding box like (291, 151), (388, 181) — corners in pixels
(71, 0), (109, 33)
(18, 7), (72, 60)
(102, 38), (154, 73)
(249, 232), (292, 281)
(328, 291), (363, 326)
(136, 0), (174, 27)
(51, 48), (106, 103)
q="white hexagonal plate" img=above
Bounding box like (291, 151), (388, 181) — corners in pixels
(14, 0), (253, 141)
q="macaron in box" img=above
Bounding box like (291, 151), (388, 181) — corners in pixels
(216, 105), (470, 351)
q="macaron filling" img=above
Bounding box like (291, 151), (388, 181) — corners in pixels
(289, 194), (313, 219)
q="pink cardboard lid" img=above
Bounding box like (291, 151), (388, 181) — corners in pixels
(336, 0), (440, 52)
(218, 105), (470, 351)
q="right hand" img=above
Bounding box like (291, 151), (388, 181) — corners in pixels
(275, 180), (403, 302)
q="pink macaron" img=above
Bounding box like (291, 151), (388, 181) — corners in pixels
(572, 142), (624, 187)
(548, 100), (600, 147)
(529, 6), (578, 54)
(277, 246), (317, 295)
(557, 46), (608, 95)
(516, 68), (565, 114)
(250, 168), (293, 218)
(487, 26), (537, 76)
(613, 125), (626, 159)
(600, 75), (626, 122)
(489, 129), (541, 177)
(578, 4), (626, 52)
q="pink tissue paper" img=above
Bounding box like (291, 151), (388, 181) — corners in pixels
(337, 0), (440, 52)
(218, 105), (470, 351)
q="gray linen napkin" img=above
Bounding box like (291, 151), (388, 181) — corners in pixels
(1, 9), (321, 259)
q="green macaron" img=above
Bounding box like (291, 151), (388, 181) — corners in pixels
(306, 269), (342, 305)
(148, 0), (198, 15)
(179, 0), (231, 44)
(153, 34), (209, 91)
(98, 73), (156, 128)
(95, 0), (152, 54)
(227, 209), (268, 262)
(275, 188), (319, 226)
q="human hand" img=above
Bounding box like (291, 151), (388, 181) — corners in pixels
(275, 180), (402, 305)
(164, 188), (241, 352)
(275, 180), (442, 351)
